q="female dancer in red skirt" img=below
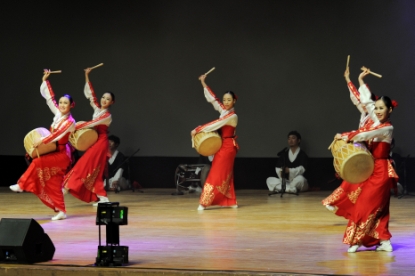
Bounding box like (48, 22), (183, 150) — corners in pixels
(191, 74), (238, 210)
(63, 67), (114, 205)
(10, 70), (76, 221)
(323, 68), (376, 215)
(323, 79), (398, 252)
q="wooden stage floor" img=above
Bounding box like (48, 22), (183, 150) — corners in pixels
(0, 187), (414, 276)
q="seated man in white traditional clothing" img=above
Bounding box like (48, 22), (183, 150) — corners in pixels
(266, 131), (309, 193)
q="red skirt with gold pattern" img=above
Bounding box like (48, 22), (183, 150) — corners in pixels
(323, 158), (398, 246)
(199, 137), (237, 207)
(64, 127), (108, 203)
(18, 144), (70, 212)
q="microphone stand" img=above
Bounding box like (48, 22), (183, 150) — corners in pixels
(106, 148), (141, 193)
(268, 147), (299, 197)
(280, 150), (287, 198)
(269, 148), (287, 197)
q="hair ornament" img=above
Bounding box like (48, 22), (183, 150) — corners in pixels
(63, 94), (75, 108)
(225, 91), (238, 101)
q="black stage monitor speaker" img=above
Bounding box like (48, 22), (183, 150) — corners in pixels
(0, 218), (55, 263)
(96, 246), (129, 266)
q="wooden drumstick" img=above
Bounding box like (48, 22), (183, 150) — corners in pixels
(204, 67), (215, 75)
(346, 55), (350, 69)
(49, 70), (62, 74)
(361, 66), (382, 78)
(90, 63), (104, 70)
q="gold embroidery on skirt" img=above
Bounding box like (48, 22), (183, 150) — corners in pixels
(387, 160), (398, 179)
(322, 186), (344, 205)
(216, 173), (232, 198)
(38, 189), (54, 206)
(62, 169), (74, 189)
(367, 218), (380, 239)
(37, 167), (62, 187)
(81, 165), (101, 191)
(225, 188), (232, 198)
(347, 187), (362, 204)
(343, 208), (382, 244)
(200, 183), (215, 206)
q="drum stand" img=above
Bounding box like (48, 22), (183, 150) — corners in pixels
(398, 155), (415, 199)
(172, 164), (205, 195)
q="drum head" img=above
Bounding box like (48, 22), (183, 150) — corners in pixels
(341, 154), (374, 184)
(197, 136), (222, 156)
(24, 128), (56, 158)
(72, 130), (98, 151)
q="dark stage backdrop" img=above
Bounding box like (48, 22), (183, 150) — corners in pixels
(1, 1), (415, 159)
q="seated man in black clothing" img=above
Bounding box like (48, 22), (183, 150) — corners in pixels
(105, 135), (127, 191)
(266, 131), (309, 193)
